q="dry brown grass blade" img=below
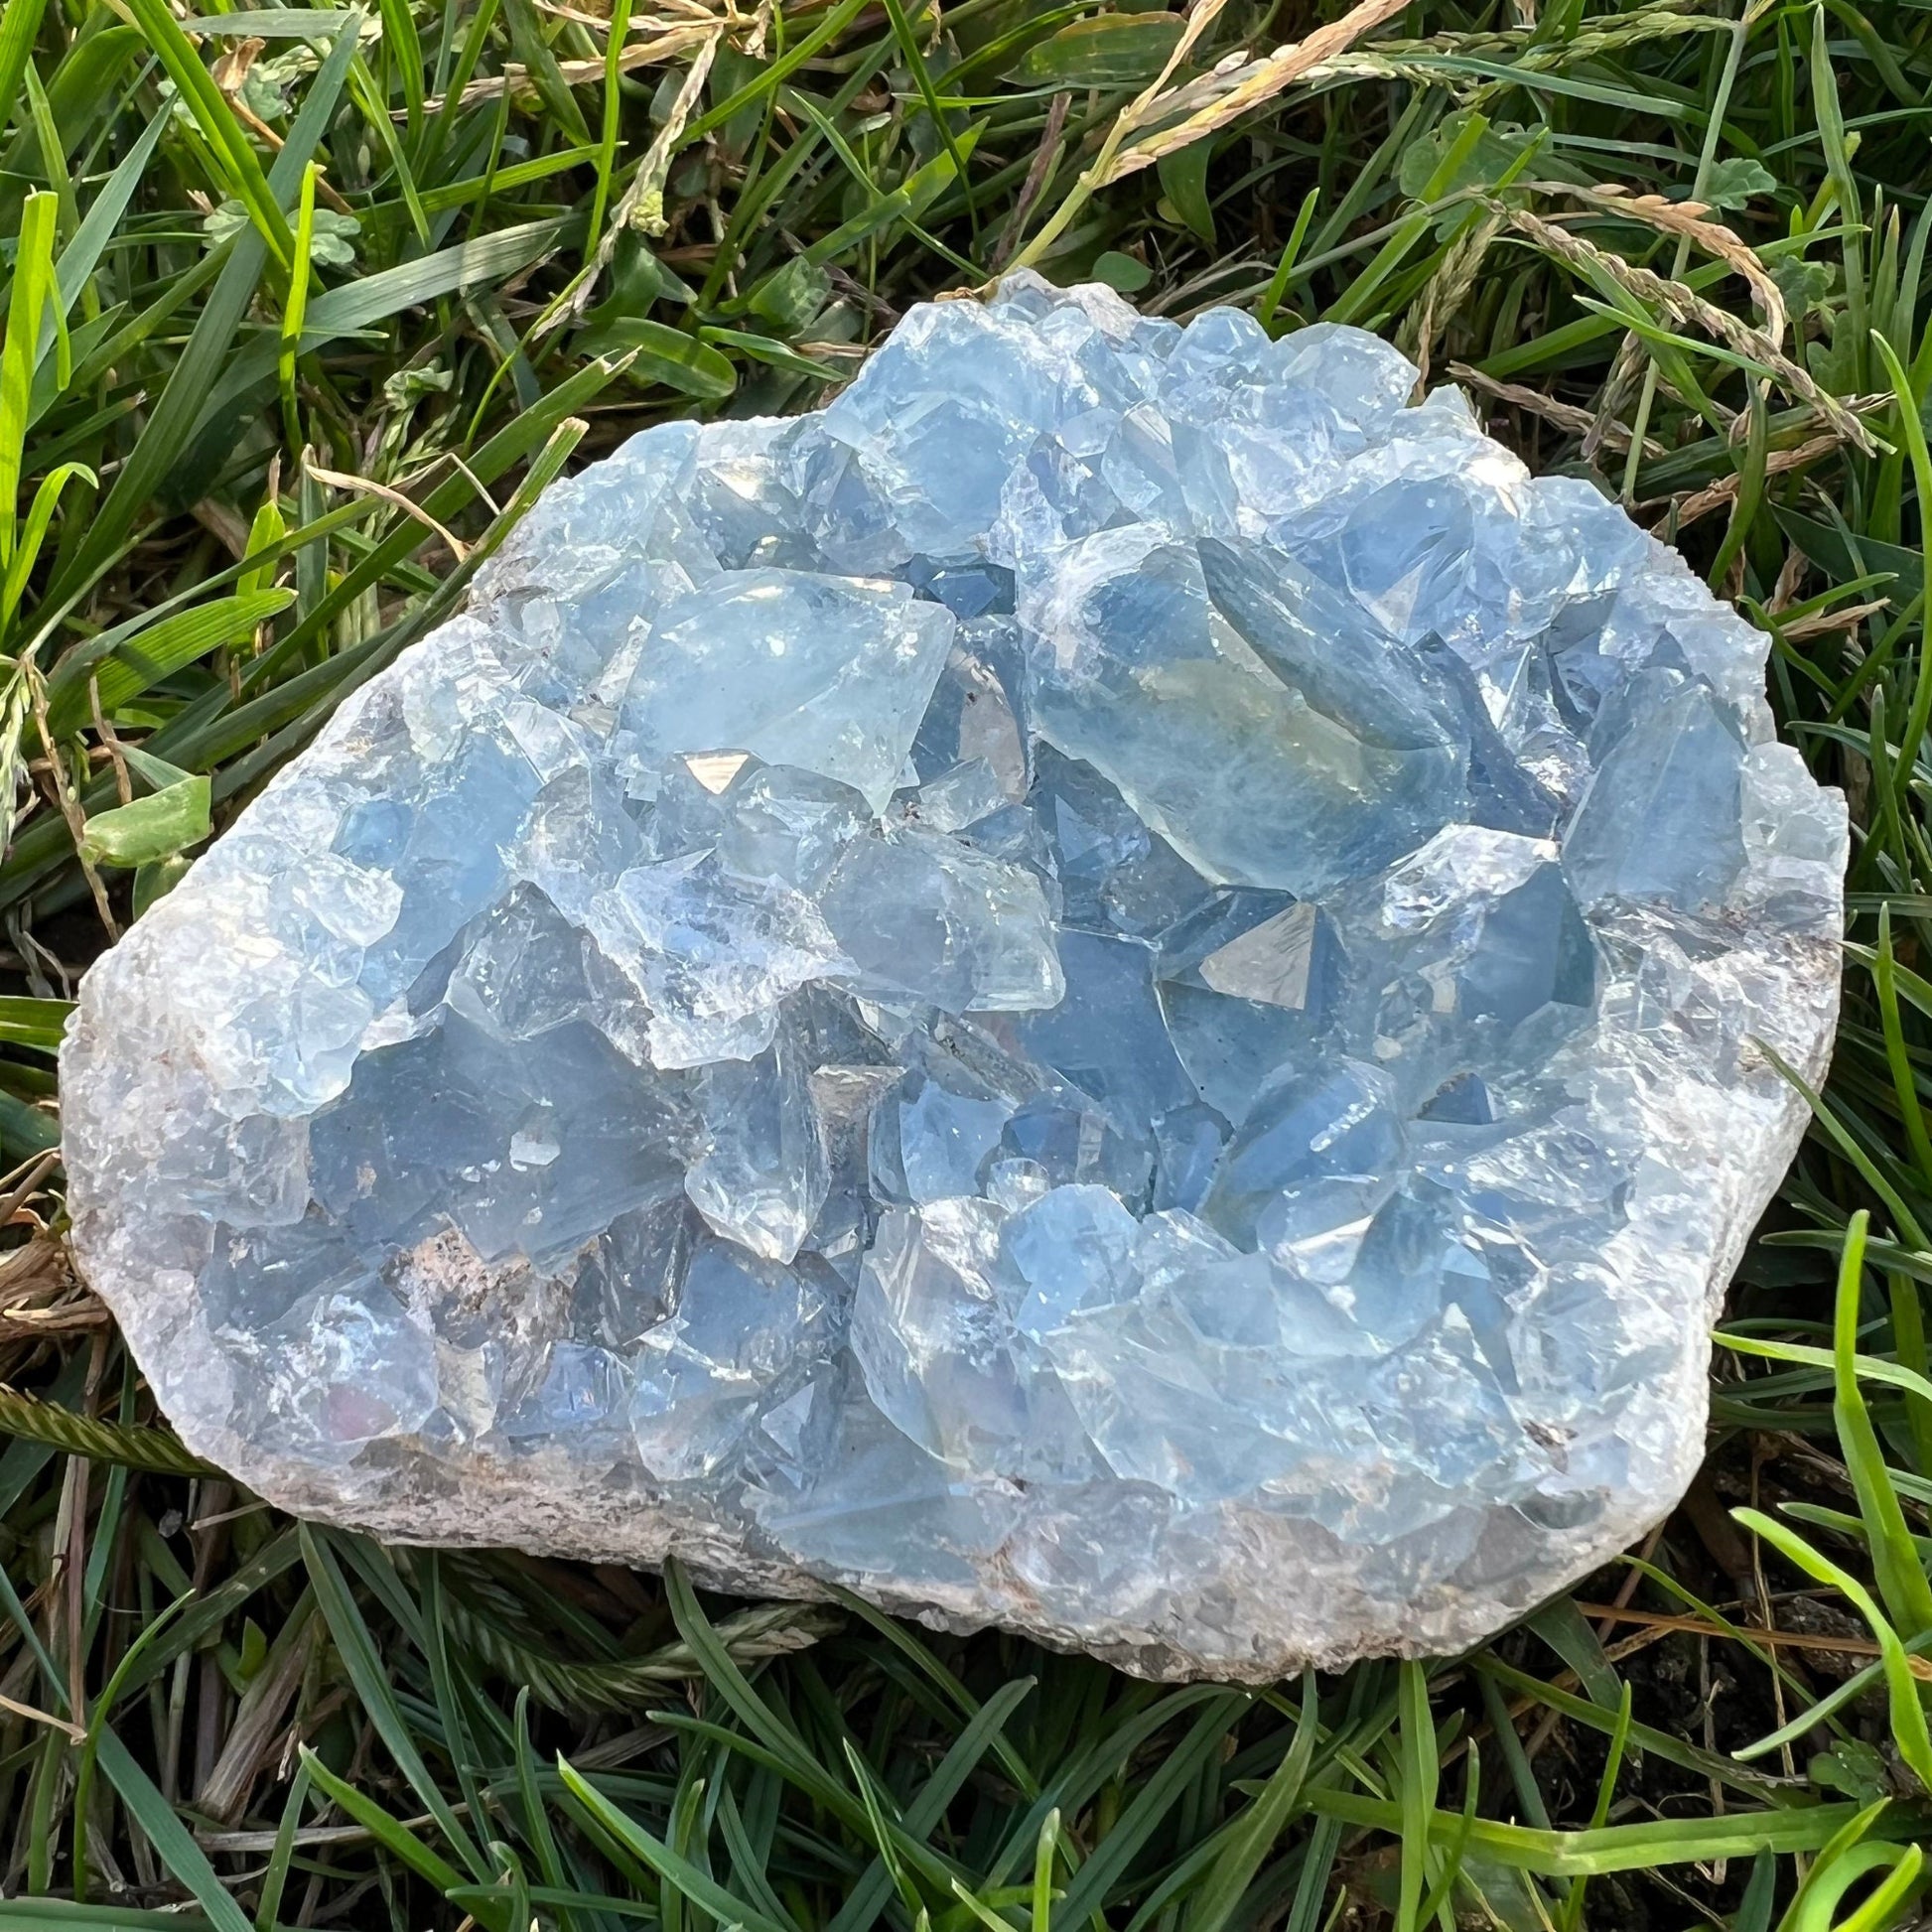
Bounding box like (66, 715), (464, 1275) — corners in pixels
(1117, 0), (1413, 179)
(0, 1691), (85, 1740)
(1534, 181), (1787, 346)
(416, 17), (737, 115)
(302, 453), (471, 564)
(1011, 0), (1409, 272)
(1572, 1600), (1932, 1681)
(0, 1299), (111, 1339)
(1777, 598), (1891, 642)
(1498, 202), (1875, 454)
(534, 0), (731, 25)
(529, 22), (728, 336)
(0, 1181), (63, 1254)
(627, 24), (725, 238)
(1449, 362), (1666, 456)
(209, 35), (265, 97)
(992, 89), (1071, 274)
(1667, 432), (1846, 529)
(196, 1604), (321, 1823)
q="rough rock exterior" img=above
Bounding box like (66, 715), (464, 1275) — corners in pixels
(63, 275), (1845, 1680)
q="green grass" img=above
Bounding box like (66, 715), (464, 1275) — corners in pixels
(2, 0), (1932, 1924)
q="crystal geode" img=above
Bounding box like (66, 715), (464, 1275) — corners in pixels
(62, 275), (1845, 1679)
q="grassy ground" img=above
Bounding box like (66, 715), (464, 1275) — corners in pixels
(1, 0), (1931, 1924)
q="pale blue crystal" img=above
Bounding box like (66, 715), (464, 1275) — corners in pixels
(1030, 530), (1465, 896)
(871, 1072), (1013, 1206)
(586, 853), (843, 1067)
(616, 569), (954, 811)
(820, 825), (1063, 1013)
(686, 1019), (828, 1263)
(851, 1198), (1095, 1481)
(64, 273), (1846, 1679)
(629, 1241), (840, 1482)
(1564, 667), (1748, 909)
(444, 885), (592, 1039)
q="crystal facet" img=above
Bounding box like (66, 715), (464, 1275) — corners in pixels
(63, 275), (1845, 1680)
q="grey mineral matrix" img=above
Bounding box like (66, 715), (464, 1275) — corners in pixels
(63, 273), (1845, 1681)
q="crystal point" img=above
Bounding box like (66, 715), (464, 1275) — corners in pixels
(64, 274), (1844, 1680)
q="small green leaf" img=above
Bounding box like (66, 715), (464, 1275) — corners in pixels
(78, 775), (211, 869)
(1091, 249), (1152, 293)
(747, 255), (832, 334)
(1701, 157), (1777, 210)
(1396, 110), (1540, 236)
(237, 1618), (269, 1681)
(1769, 253), (1835, 316)
(1157, 142), (1215, 246)
(205, 198), (358, 266)
(380, 363), (455, 413)
(1810, 1740), (1892, 1806)
(1004, 13), (1184, 87)
(592, 234), (698, 317)
(1399, 110), (1487, 201)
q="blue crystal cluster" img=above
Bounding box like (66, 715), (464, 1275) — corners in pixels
(64, 275), (1845, 1676)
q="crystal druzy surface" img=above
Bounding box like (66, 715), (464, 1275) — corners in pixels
(64, 275), (1846, 1679)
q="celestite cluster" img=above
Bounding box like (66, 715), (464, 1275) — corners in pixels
(63, 275), (1845, 1678)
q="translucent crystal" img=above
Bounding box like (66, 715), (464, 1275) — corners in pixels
(819, 826), (1063, 1012)
(686, 1019), (828, 1264)
(585, 853), (843, 1068)
(64, 274), (1845, 1681)
(615, 569), (954, 811)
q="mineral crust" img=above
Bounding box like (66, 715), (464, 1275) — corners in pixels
(62, 274), (1846, 1679)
